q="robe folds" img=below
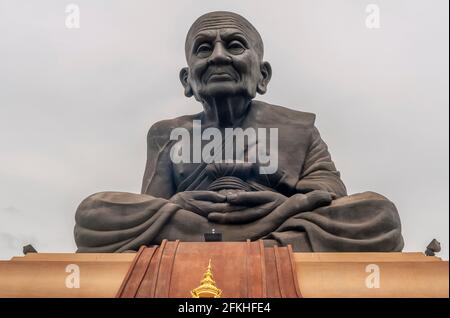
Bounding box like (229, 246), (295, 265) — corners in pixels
(74, 101), (404, 252)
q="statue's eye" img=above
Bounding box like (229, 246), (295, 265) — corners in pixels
(227, 40), (246, 55)
(196, 43), (212, 57)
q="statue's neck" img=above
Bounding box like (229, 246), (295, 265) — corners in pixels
(201, 96), (251, 128)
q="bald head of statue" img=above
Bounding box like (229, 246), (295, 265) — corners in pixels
(180, 11), (272, 102)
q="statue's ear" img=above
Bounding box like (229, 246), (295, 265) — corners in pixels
(179, 67), (193, 97)
(257, 61), (272, 95)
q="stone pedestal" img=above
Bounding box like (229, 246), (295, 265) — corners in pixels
(0, 242), (447, 298)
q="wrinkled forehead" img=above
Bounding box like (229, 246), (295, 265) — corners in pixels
(185, 11), (264, 58)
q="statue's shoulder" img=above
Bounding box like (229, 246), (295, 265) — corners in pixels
(146, 113), (202, 146)
(251, 100), (316, 128)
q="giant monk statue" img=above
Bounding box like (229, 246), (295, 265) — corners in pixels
(74, 11), (404, 253)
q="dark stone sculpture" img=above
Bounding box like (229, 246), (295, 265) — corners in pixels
(74, 11), (404, 253)
(425, 239), (441, 256)
(22, 244), (37, 255)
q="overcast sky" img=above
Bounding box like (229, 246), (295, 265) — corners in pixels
(0, 0), (448, 259)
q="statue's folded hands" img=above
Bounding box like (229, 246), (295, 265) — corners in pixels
(169, 191), (231, 217)
(155, 190), (332, 242)
(168, 190), (332, 225)
(207, 191), (288, 224)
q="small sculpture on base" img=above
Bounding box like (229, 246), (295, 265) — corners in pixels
(425, 239), (441, 256)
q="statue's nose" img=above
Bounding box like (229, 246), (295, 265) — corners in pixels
(208, 42), (231, 65)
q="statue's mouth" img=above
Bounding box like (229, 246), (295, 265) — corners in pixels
(207, 73), (235, 82)
(204, 67), (239, 83)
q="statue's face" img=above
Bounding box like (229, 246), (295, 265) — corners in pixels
(181, 15), (271, 101)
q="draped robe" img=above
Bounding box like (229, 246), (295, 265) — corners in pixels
(74, 101), (404, 252)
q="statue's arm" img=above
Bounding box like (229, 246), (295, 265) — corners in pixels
(296, 126), (347, 198)
(141, 122), (177, 198)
